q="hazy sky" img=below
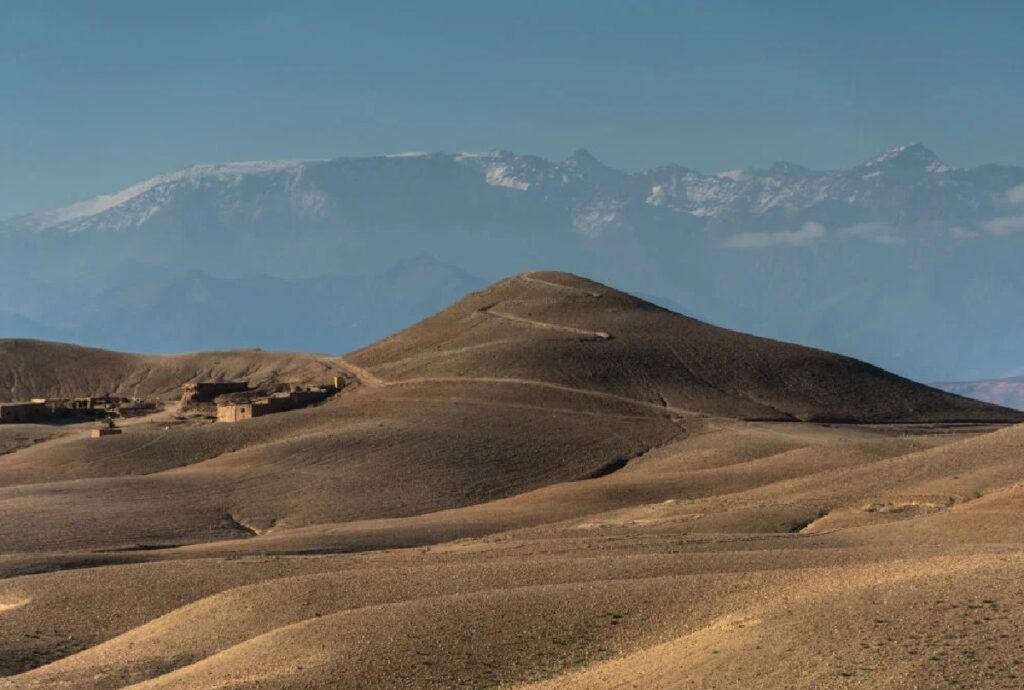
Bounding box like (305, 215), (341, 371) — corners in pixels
(2, 0), (1022, 218)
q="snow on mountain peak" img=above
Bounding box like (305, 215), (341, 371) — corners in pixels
(716, 169), (747, 182)
(861, 143), (951, 173)
(5, 144), (1017, 241)
(17, 160), (306, 231)
(455, 150), (546, 191)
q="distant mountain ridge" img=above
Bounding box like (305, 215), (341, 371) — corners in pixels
(2, 144), (1023, 381)
(934, 377), (1024, 411)
(5, 143), (1023, 239)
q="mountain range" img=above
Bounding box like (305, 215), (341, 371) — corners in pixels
(3, 143), (1023, 380)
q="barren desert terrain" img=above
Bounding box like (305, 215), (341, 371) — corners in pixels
(1, 272), (1023, 689)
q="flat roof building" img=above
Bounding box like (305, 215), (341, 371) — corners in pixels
(217, 386), (337, 423)
(180, 381), (250, 408)
(0, 401), (50, 424)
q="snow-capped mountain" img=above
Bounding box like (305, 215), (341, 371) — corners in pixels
(2, 144), (1023, 381)
(8, 143), (1021, 240)
(10, 160), (310, 234)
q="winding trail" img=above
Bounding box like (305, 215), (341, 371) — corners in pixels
(330, 367), (697, 422)
(478, 305), (612, 341)
(330, 294), (698, 435)
(518, 272), (602, 298)
(335, 358), (386, 386)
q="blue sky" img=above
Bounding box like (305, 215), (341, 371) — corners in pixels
(2, 0), (1022, 218)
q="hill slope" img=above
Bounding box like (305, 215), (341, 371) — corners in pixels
(347, 271), (1023, 423)
(1, 274), (1024, 688)
(0, 339), (349, 403)
(4, 272), (1015, 422)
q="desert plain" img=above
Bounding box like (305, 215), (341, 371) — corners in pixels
(1, 272), (1023, 689)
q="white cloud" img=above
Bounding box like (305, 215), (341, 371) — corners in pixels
(982, 215), (1024, 236)
(725, 222), (825, 249)
(1007, 185), (1024, 207)
(838, 221), (902, 245)
(949, 226), (979, 240)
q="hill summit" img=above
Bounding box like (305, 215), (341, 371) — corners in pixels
(0, 272), (1018, 424)
(346, 271), (1021, 423)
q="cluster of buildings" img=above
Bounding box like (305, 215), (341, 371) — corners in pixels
(0, 377), (344, 426)
(181, 376), (344, 423)
(179, 381), (251, 408)
(0, 396), (141, 424)
(215, 384), (339, 422)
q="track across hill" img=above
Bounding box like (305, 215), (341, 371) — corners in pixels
(342, 271), (1022, 424)
(0, 272), (1022, 689)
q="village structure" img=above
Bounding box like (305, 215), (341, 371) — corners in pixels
(0, 400), (53, 424)
(91, 419), (123, 438)
(213, 377), (344, 422)
(0, 395), (151, 424)
(179, 381), (251, 408)
(0, 377), (344, 428)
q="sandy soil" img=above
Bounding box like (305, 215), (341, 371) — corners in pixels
(0, 272), (1022, 689)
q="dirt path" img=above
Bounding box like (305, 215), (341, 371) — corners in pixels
(479, 305), (612, 340)
(335, 357), (386, 386)
(332, 369), (695, 421)
(519, 272), (601, 297)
